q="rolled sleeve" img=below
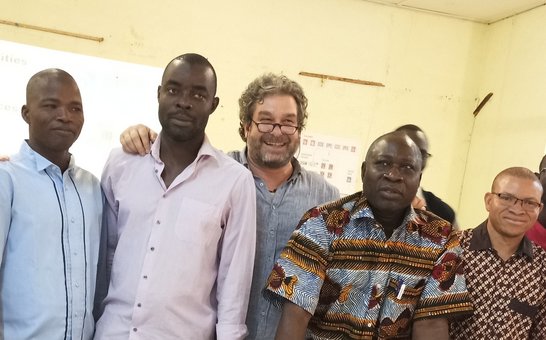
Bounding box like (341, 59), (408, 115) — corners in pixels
(263, 209), (332, 315)
(414, 232), (473, 320)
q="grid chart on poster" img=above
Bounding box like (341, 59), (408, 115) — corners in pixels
(299, 133), (361, 196)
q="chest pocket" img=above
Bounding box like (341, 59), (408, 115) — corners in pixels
(378, 277), (426, 338)
(173, 197), (223, 247)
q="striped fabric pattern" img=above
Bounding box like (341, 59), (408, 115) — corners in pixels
(264, 192), (472, 339)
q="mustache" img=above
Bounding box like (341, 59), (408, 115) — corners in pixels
(262, 135), (289, 143)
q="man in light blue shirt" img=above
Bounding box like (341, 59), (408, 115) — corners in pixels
(0, 69), (102, 339)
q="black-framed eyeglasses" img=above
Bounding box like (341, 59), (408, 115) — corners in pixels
(251, 120), (299, 135)
(491, 192), (542, 211)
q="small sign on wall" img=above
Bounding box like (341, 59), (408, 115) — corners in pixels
(299, 132), (361, 196)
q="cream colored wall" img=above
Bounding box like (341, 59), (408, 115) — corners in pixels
(1, 0), (504, 227)
(458, 6), (546, 228)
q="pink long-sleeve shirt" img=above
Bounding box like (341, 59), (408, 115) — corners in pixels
(95, 135), (256, 340)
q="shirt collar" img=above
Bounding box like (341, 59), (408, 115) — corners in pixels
(469, 220), (533, 258)
(150, 133), (216, 164)
(20, 140), (75, 173)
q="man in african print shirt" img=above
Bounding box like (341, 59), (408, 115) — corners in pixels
(265, 131), (473, 339)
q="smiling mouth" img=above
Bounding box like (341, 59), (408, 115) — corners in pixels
(264, 141), (286, 147)
(503, 216), (528, 224)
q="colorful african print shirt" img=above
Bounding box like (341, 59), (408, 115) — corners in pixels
(450, 222), (546, 340)
(264, 192), (472, 339)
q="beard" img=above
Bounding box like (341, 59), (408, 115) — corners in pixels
(247, 133), (300, 169)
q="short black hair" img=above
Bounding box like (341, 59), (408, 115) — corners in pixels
(162, 53), (217, 95)
(395, 124), (424, 133)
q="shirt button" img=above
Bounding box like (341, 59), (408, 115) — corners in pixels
(367, 322), (372, 327)
(150, 247), (155, 251)
(272, 206), (276, 209)
(143, 275), (148, 279)
(384, 244), (388, 248)
(133, 327), (137, 332)
(75, 283), (79, 288)
(156, 220), (161, 224)
(71, 218), (75, 223)
(375, 284), (381, 290)
(137, 303), (142, 307)
(259, 183), (264, 187)
(154, 169), (158, 173)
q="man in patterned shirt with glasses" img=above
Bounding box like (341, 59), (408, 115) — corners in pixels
(450, 166), (546, 339)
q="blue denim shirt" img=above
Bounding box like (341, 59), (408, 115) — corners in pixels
(228, 149), (340, 340)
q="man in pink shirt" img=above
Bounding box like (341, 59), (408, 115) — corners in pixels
(526, 154), (546, 249)
(94, 53), (257, 339)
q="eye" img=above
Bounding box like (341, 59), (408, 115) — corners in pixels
(375, 160), (390, 168)
(497, 194), (514, 202)
(167, 87), (178, 95)
(193, 93), (206, 100)
(523, 200), (540, 209)
(43, 103), (57, 109)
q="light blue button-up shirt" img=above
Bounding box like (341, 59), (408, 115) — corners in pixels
(0, 141), (102, 340)
(228, 149), (340, 340)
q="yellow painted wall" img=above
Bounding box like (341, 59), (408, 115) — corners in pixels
(458, 6), (546, 228)
(4, 0), (541, 228)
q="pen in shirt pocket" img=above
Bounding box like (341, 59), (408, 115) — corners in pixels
(396, 278), (406, 299)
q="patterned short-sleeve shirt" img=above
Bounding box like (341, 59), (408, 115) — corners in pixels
(264, 192), (473, 339)
(450, 222), (546, 340)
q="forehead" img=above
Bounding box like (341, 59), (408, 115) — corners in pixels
(162, 60), (215, 90)
(29, 74), (81, 103)
(253, 94), (297, 117)
(494, 175), (543, 199)
(369, 137), (420, 162)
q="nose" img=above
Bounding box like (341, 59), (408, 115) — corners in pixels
(383, 166), (403, 181)
(176, 92), (192, 110)
(508, 199), (527, 213)
(56, 107), (71, 122)
(270, 124), (283, 136)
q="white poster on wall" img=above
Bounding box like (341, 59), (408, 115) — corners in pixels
(0, 39), (162, 177)
(299, 133), (361, 196)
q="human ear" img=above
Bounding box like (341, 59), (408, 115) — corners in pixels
(21, 105), (30, 124)
(210, 97), (220, 114)
(484, 192), (493, 212)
